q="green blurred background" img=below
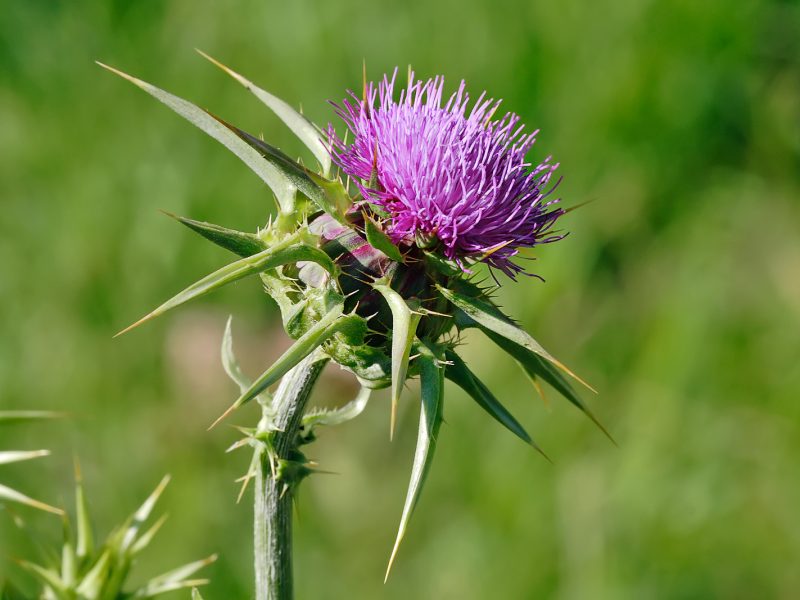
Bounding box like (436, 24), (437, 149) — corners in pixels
(2, 0), (799, 597)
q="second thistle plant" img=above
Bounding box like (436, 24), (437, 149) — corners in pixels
(101, 52), (610, 595)
(15, 469), (215, 599)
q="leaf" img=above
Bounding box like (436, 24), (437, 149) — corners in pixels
(75, 550), (111, 598)
(73, 459), (94, 562)
(385, 348), (444, 581)
(115, 234), (335, 336)
(221, 316), (256, 394)
(364, 216), (404, 262)
(221, 317), (273, 412)
(302, 386), (371, 427)
(131, 514), (167, 555)
(161, 211), (266, 257)
(209, 305), (344, 429)
(191, 589), (205, 600)
(132, 555), (216, 598)
(487, 331), (615, 444)
(437, 284), (594, 392)
(15, 561), (67, 599)
(373, 284), (421, 439)
(212, 117), (350, 224)
(423, 251), (463, 278)
(0, 411), (63, 424)
(0, 483), (63, 515)
(0, 450), (49, 465)
(443, 350), (550, 460)
(119, 476), (170, 553)
(96, 62), (297, 214)
(197, 50), (332, 176)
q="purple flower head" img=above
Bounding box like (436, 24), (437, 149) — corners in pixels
(328, 69), (566, 278)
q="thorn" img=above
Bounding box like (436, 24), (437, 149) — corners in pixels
(73, 455), (82, 483)
(113, 311), (156, 338)
(384, 539), (401, 583)
(479, 239), (513, 260)
(551, 359), (597, 395)
(208, 401), (240, 431)
(563, 198), (596, 214)
(362, 59), (368, 104)
(389, 396), (398, 442)
(225, 439), (250, 453)
(533, 444), (554, 465)
(532, 377), (549, 408)
(236, 471), (255, 503)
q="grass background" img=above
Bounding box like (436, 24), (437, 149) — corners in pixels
(2, 0), (799, 597)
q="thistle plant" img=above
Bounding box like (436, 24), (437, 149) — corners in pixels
(100, 53), (610, 599)
(0, 411), (62, 516)
(14, 468), (215, 599)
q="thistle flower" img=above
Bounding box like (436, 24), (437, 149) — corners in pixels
(329, 70), (564, 277)
(100, 54), (610, 585)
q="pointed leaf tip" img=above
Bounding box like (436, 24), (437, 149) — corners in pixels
(160, 210), (266, 258)
(438, 284), (596, 393)
(210, 305), (344, 429)
(0, 483), (64, 515)
(365, 216), (405, 263)
(385, 349), (444, 580)
(196, 49), (332, 176)
(98, 60), (298, 213)
(117, 233), (334, 338)
(443, 350), (551, 462)
(374, 284), (421, 441)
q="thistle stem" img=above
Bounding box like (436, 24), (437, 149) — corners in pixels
(254, 352), (328, 600)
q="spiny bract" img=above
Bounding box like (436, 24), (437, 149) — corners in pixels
(101, 53), (609, 577)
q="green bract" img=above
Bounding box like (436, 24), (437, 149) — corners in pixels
(103, 53), (609, 576)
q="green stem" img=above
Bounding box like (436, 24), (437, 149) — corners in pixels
(254, 352), (328, 600)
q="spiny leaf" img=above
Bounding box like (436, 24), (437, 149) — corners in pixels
(75, 550), (111, 598)
(0, 483), (63, 515)
(132, 555), (216, 598)
(74, 459), (94, 561)
(487, 331), (615, 444)
(443, 350), (550, 460)
(0, 411), (63, 424)
(302, 386), (371, 427)
(119, 475), (170, 553)
(61, 533), (77, 590)
(385, 348), (444, 581)
(15, 560), (67, 598)
(134, 580), (209, 599)
(116, 235), (334, 337)
(211, 116), (350, 224)
(197, 50), (332, 176)
(131, 514), (168, 555)
(161, 211), (266, 257)
(364, 216), (404, 262)
(373, 284), (421, 440)
(0, 450), (49, 465)
(96, 62), (297, 213)
(210, 305), (344, 429)
(437, 284), (595, 392)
